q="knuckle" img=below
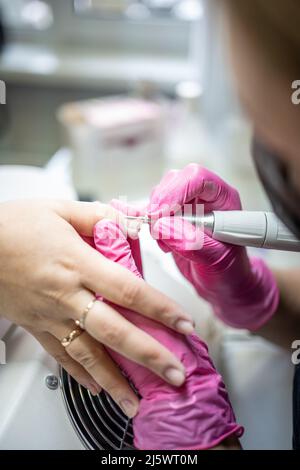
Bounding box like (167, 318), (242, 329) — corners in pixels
(67, 269), (81, 288)
(140, 347), (162, 368)
(160, 309), (175, 325)
(44, 279), (80, 315)
(100, 322), (125, 348)
(121, 280), (142, 308)
(68, 345), (98, 369)
(59, 267), (80, 292)
(46, 288), (72, 312)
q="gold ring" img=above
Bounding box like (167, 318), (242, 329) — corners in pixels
(61, 328), (83, 348)
(75, 297), (98, 330)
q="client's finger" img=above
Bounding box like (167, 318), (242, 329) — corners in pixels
(48, 321), (139, 418)
(77, 241), (194, 335)
(54, 200), (127, 236)
(28, 329), (101, 396)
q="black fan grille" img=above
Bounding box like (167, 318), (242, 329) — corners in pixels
(60, 368), (135, 450)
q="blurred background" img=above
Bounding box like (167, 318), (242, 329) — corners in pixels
(0, 0), (251, 202)
(0, 0), (298, 450)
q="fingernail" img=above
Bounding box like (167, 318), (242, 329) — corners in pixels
(88, 382), (101, 396)
(164, 367), (185, 387)
(126, 220), (142, 239)
(175, 319), (195, 334)
(127, 228), (140, 239)
(119, 399), (138, 418)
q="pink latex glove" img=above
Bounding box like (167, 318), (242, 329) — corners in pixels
(93, 219), (243, 450)
(148, 164), (279, 331)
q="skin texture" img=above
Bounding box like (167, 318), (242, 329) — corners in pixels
(221, 2), (300, 346)
(0, 199), (197, 417)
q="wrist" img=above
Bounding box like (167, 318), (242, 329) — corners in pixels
(212, 257), (280, 330)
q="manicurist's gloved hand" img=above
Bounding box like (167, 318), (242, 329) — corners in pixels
(148, 164), (279, 331)
(93, 219), (243, 450)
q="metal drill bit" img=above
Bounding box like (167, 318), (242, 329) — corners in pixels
(124, 214), (215, 235)
(124, 215), (152, 224)
(124, 214), (209, 225)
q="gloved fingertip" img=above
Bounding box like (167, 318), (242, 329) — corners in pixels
(94, 219), (142, 277)
(127, 225), (141, 240)
(94, 219), (125, 248)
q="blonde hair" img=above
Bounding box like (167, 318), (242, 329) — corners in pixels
(223, 0), (300, 79)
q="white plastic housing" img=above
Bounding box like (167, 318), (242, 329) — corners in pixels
(212, 211), (300, 252)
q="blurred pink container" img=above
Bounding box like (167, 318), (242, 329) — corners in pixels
(57, 97), (166, 202)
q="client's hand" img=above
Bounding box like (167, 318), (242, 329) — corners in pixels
(0, 199), (194, 417)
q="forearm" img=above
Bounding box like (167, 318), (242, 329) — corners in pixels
(256, 269), (300, 349)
